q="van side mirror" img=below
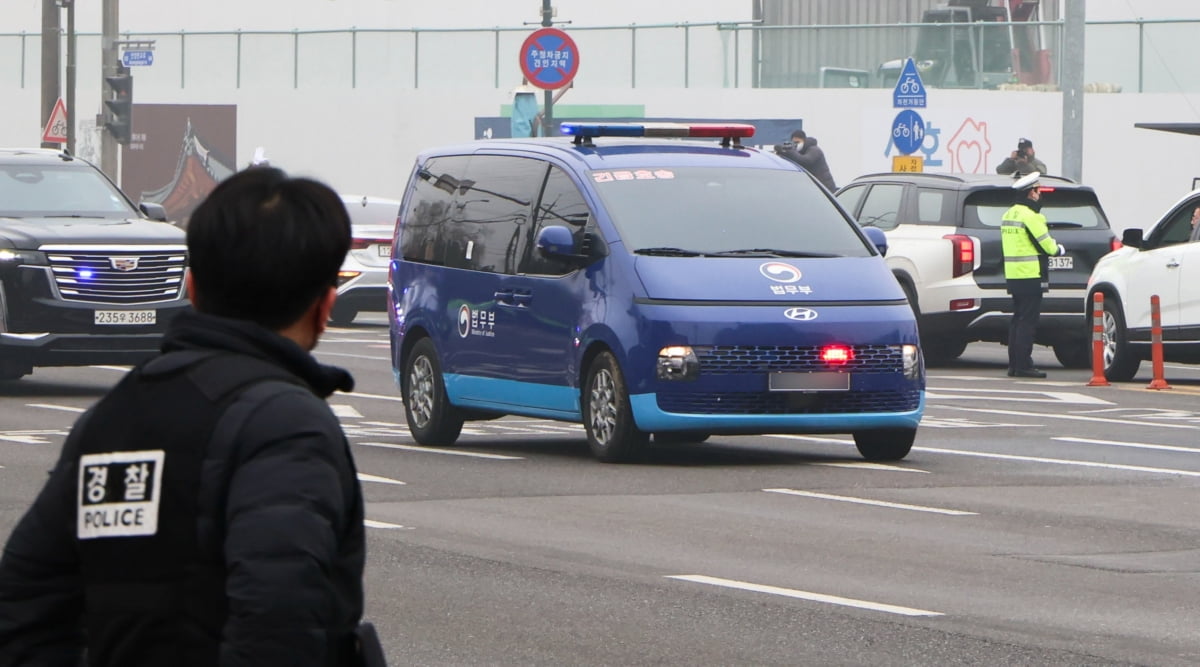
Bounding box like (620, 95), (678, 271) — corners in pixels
(1121, 228), (1144, 250)
(863, 226), (888, 257)
(535, 225), (601, 263)
(139, 201), (169, 222)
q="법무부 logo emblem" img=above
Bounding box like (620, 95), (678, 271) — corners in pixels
(759, 261), (802, 283)
(458, 304), (472, 338)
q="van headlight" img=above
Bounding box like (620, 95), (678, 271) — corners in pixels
(657, 345), (699, 381)
(901, 344), (921, 379)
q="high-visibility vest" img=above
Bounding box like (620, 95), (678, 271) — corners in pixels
(1000, 203), (1057, 280)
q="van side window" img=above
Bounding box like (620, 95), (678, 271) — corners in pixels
(400, 155), (471, 265)
(450, 155), (546, 274)
(522, 166), (592, 275)
(857, 184), (905, 230)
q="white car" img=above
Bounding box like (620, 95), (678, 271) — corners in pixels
(1087, 189), (1200, 380)
(333, 194), (401, 325)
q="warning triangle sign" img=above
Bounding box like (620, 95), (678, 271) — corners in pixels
(42, 98), (68, 144)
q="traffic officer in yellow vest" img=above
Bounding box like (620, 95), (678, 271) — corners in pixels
(1001, 171), (1066, 378)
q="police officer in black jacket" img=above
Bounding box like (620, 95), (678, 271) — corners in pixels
(0, 167), (372, 666)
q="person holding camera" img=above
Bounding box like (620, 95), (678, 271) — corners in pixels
(996, 138), (1048, 176)
(774, 129), (837, 191)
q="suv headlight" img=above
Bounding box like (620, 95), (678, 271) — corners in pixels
(0, 249), (48, 266)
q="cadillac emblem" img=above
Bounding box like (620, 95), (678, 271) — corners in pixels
(110, 257), (139, 272)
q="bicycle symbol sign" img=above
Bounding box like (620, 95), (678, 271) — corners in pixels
(892, 58), (927, 108)
(891, 110), (925, 155)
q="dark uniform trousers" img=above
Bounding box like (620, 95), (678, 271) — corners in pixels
(1007, 277), (1044, 372)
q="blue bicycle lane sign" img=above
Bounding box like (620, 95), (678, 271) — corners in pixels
(892, 58), (927, 108)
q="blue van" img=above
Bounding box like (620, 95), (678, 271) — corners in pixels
(388, 123), (923, 462)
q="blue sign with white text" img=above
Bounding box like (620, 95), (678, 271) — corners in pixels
(892, 58), (926, 108)
(121, 50), (154, 67)
(891, 110), (925, 155)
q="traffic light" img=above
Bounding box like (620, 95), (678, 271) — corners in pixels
(104, 65), (133, 146)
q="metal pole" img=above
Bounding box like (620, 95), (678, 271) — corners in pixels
(1060, 0), (1085, 182)
(100, 0), (119, 180)
(541, 0), (554, 134)
(65, 0), (75, 154)
(40, 0), (60, 148)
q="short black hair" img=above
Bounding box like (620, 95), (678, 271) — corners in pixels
(790, 129), (807, 141)
(186, 167), (351, 330)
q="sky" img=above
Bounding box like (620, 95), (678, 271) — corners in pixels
(8, 0), (1200, 34)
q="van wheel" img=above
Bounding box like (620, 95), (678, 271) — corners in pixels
(1102, 299), (1141, 382)
(1052, 342), (1091, 369)
(583, 351), (647, 463)
(853, 428), (915, 461)
(653, 432), (710, 444)
(329, 302), (358, 326)
(403, 338), (463, 445)
(922, 336), (967, 366)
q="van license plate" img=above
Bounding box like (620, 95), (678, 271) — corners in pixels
(769, 372), (850, 392)
(95, 310), (156, 325)
(1048, 256), (1073, 270)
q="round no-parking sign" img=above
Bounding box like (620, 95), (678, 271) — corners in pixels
(519, 27), (580, 90)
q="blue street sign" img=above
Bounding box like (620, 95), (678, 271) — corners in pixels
(892, 58), (926, 108)
(891, 110), (926, 155)
(121, 50), (154, 67)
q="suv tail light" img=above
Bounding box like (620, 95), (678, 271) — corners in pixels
(350, 237), (389, 250)
(943, 234), (976, 278)
(1110, 236), (1123, 252)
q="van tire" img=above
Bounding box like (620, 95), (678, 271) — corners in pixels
(1052, 342), (1091, 369)
(853, 428), (915, 461)
(583, 351), (647, 462)
(1102, 298), (1141, 381)
(403, 338), (463, 446)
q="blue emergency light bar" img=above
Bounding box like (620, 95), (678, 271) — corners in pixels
(560, 122), (756, 140)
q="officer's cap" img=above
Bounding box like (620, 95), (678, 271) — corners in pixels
(1012, 171), (1041, 191)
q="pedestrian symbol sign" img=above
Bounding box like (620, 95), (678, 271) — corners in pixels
(892, 58), (927, 108)
(42, 97), (68, 144)
(891, 109), (925, 156)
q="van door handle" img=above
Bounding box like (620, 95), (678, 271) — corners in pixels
(512, 290), (533, 306)
(1167, 260), (1180, 268)
(493, 289), (514, 305)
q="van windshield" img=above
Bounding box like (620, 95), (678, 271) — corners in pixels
(589, 167), (873, 257)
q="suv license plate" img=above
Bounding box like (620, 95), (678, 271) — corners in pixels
(95, 310), (156, 325)
(1048, 256), (1074, 270)
(377, 244), (392, 257)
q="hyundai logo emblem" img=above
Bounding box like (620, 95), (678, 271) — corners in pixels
(110, 256), (139, 272)
(784, 307), (818, 321)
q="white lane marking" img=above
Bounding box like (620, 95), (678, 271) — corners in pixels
(356, 473), (406, 486)
(764, 488), (975, 516)
(766, 435), (928, 472)
(925, 388), (1113, 405)
(929, 375), (1083, 387)
(920, 417), (1024, 429)
(0, 433), (52, 444)
(28, 403), (86, 413)
(666, 574), (943, 617)
(331, 404), (363, 419)
(345, 391), (404, 403)
(364, 519), (412, 530)
(318, 351), (390, 361)
(322, 338), (390, 344)
(358, 442), (523, 460)
(916, 446), (1200, 477)
(1053, 437), (1200, 454)
(938, 405), (1200, 430)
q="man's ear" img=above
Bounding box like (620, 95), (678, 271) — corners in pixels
(185, 271), (198, 307)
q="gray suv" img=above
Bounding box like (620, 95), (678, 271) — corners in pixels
(836, 172), (1119, 366)
(0, 148), (189, 380)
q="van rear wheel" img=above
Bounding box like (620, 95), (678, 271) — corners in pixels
(403, 337), (463, 446)
(583, 351), (647, 463)
(853, 428), (916, 461)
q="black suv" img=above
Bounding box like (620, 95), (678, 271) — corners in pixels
(836, 173), (1119, 366)
(0, 148), (189, 380)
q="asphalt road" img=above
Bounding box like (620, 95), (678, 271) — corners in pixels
(3, 315), (1200, 666)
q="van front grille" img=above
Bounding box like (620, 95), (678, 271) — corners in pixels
(696, 344), (903, 375)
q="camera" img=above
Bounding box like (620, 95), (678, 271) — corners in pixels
(1017, 147), (1030, 159)
(774, 141), (795, 154)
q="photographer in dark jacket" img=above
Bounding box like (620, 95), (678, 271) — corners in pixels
(0, 167), (373, 666)
(774, 129), (837, 191)
(996, 137), (1048, 176)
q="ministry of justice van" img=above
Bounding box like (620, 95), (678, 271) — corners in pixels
(387, 123), (924, 462)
